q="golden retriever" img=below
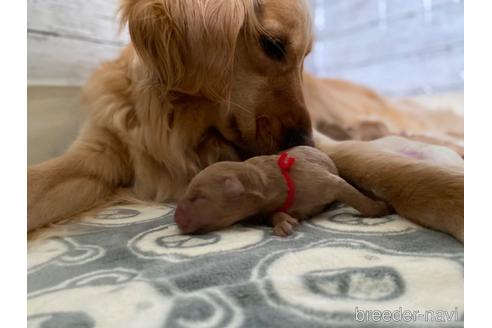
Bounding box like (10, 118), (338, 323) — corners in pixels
(28, 0), (314, 231)
(28, 0), (463, 240)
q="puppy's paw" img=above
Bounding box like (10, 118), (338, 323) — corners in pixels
(273, 219), (298, 237)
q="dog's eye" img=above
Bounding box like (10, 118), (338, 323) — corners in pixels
(259, 35), (286, 61)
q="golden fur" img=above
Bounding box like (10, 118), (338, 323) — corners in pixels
(304, 74), (464, 156)
(28, 0), (464, 241)
(315, 132), (463, 242)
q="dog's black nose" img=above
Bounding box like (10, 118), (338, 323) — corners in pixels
(281, 129), (314, 149)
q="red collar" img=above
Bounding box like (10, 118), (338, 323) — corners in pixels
(275, 152), (297, 213)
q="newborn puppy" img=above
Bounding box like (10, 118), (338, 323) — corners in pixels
(371, 136), (463, 168)
(174, 146), (390, 236)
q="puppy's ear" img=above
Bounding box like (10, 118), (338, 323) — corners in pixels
(120, 0), (257, 100)
(223, 176), (245, 198)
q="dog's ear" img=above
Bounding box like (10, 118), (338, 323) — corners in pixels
(120, 0), (257, 100)
(119, 0), (185, 90)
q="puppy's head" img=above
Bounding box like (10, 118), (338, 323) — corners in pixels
(121, 0), (314, 157)
(174, 162), (263, 234)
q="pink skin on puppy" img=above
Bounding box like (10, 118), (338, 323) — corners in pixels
(371, 136), (463, 168)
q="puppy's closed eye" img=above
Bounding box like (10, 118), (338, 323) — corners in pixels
(259, 35), (287, 61)
(189, 194), (206, 203)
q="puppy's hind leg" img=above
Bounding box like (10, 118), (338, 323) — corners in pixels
(329, 175), (392, 217)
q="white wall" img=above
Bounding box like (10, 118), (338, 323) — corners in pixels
(28, 0), (464, 96)
(305, 0), (464, 95)
(27, 0), (128, 85)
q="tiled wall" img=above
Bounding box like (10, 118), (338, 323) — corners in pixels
(305, 0), (464, 95)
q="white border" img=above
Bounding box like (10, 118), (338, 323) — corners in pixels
(0, 0), (27, 326)
(465, 1), (491, 326)
(19, 1), (478, 326)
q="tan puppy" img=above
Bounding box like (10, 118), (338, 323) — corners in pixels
(174, 146), (390, 236)
(371, 136), (463, 168)
(314, 132), (464, 242)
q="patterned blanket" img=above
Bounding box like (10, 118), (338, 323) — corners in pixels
(27, 204), (463, 327)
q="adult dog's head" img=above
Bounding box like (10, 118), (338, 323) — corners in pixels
(120, 0), (313, 158)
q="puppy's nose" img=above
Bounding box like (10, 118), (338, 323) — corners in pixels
(281, 129), (314, 149)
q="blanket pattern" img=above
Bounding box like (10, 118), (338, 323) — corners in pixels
(27, 205), (464, 327)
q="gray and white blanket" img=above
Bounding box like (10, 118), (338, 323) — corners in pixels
(27, 204), (463, 327)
